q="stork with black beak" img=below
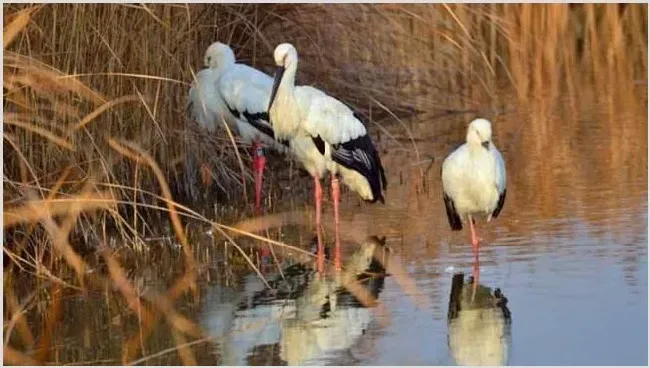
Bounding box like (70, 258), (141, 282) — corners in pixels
(441, 118), (507, 296)
(267, 43), (387, 272)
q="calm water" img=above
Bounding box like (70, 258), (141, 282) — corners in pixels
(21, 103), (648, 365)
(195, 105), (648, 365)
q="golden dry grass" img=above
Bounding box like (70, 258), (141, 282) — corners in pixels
(2, 3), (646, 365)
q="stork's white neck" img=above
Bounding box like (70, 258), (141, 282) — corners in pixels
(465, 128), (488, 156)
(282, 57), (298, 90)
(212, 61), (235, 78)
(270, 58), (301, 137)
(467, 140), (483, 155)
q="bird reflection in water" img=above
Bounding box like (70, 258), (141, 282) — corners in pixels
(201, 236), (390, 365)
(280, 235), (389, 365)
(447, 272), (512, 366)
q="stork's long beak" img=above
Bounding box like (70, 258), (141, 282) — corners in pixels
(268, 65), (285, 111)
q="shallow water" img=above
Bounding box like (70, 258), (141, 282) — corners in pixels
(196, 101), (647, 365)
(15, 98), (647, 365)
(224, 100), (648, 364)
(369, 114), (647, 365)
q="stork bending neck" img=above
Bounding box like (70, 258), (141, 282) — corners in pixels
(212, 57), (235, 75)
(467, 138), (483, 155)
(466, 128), (486, 155)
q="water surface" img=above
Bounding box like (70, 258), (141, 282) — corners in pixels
(17, 97), (647, 366)
(195, 104), (648, 365)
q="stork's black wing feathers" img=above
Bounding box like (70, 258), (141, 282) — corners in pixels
(492, 189), (507, 218)
(443, 192), (463, 231)
(242, 110), (276, 141)
(226, 105), (240, 120)
(225, 104), (289, 148)
(330, 133), (387, 203)
(352, 111), (387, 189)
(328, 109), (387, 203)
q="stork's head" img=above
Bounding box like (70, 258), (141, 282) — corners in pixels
(273, 43), (298, 68)
(466, 118), (493, 149)
(203, 42), (235, 69)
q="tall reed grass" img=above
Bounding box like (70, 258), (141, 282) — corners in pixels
(4, 4), (646, 210)
(3, 3), (646, 365)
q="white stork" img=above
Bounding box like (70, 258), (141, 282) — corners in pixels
(267, 43), (387, 272)
(188, 42), (289, 213)
(441, 118), (507, 293)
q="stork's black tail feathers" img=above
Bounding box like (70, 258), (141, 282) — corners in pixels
(371, 139), (388, 204)
(443, 192), (463, 230)
(492, 189), (507, 219)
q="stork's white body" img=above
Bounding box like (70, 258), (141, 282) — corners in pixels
(275, 85), (379, 200)
(442, 143), (506, 220)
(188, 43), (287, 154)
(218, 64), (289, 154)
(441, 118), (507, 228)
(286, 134), (329, 179)
(188, 68), (227, 133)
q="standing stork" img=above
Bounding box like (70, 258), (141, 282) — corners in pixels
(188, 42), (289, 213)
(441, 118), (507, 296)
(267, 43), (387, 272)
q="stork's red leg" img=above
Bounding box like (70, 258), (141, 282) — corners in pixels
(331, 174), (341, 271)
(314, 175), (324, 274)
(469, 215), (480, 301)
(252, 140), (266, 215)
(252, 140), (271, 264)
